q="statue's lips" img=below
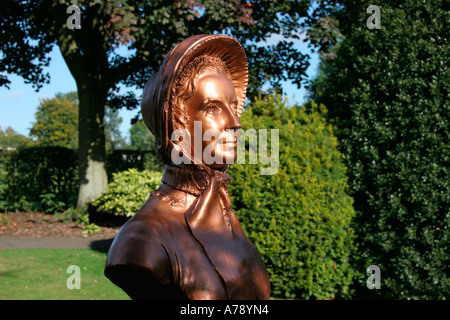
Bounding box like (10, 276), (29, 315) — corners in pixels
(222, 143), (238, 151)
(219, 136), (238, 148)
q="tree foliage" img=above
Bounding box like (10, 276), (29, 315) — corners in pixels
(228, 94), (356, 299)
(0, 0), (334, 105)
(28, 92), (127, 150)
(129, 120), (155, 151)
(105, 106), (126, 151)
(29, 92), (79, 148)
(0, 126), (30, 150)
(311, 0), (449, 299)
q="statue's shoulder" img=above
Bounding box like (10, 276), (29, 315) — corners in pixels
(104, 204), (184, 298)
(104, 203), (172, 276)
(104, 186), (196, 296)
(105, 219), (168, 272)
(104, 190), (189, 276)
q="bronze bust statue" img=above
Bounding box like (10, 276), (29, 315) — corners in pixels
(105, 34), (270, 300)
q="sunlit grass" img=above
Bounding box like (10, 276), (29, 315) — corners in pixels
(0, 248), (130, 300)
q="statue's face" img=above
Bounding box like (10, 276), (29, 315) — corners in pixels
(185, 72), (241, 169)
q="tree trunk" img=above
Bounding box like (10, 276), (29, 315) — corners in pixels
(50, 1), (113, 208)
(76, 84), (108, 208)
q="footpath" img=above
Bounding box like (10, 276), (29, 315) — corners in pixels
(0, 237), (114, 250)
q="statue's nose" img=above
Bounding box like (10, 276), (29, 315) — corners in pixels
(223, 104), (241, 131)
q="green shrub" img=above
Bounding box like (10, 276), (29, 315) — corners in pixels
(228, 94), (356, 299)
(92, 168), (163, 217)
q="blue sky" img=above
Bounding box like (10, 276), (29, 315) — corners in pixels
(0, 36), (319, 140)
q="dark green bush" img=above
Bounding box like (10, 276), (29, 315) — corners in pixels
(228, 94), (356, 299)
(312, 0), (449, 299)
(0, 151), (10, 211)
(4, 147), (78, 211)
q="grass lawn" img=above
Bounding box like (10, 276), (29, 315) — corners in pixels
(0, 248), (130, 300)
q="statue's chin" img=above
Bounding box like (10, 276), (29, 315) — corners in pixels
(204, 153), (237, 171)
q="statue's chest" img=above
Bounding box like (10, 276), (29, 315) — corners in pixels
(174, 231), (260, 300)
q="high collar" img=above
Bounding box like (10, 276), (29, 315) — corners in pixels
(161, 165), (231, 196)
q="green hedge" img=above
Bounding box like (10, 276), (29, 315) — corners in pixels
(0, 151), (11, 210)
(228, 94), (356, 299)
(105, 149), (164, 180)
(1, 147), (78, 211)
(0, 147), (162, 212)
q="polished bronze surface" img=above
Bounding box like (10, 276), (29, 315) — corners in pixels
(105, 34), (270, 300)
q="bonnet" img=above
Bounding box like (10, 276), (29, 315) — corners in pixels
(141, 34), (248, 165)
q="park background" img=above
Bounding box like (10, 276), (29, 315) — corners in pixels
(0, 0), (448, 300)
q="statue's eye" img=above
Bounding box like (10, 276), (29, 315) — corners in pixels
(203, 104), (220, 115)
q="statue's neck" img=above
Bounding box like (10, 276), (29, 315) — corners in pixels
(161, 164), (231, 196)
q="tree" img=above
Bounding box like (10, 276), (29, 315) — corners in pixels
(105, 106), (126, 151)
(29, 92), (130, 151)
(311, 0), (449, 299)
(228, 94), (356, 299)
(1, 0), (336, 207)
(0, 126), (30, 150)
(129, 120), (155, 151)
(29, 92), (79, 148)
